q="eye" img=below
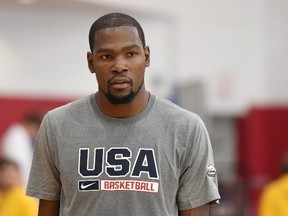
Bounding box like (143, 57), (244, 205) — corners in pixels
(101, 55), (112, 60)
(127, 52), (137, 57)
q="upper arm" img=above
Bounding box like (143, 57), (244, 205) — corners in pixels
(179, 204), (210, 216)
(177, 118), (220, 210)
(38, 199), (60, 216)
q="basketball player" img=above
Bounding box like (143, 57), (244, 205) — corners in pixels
(26, 12), (220, 216)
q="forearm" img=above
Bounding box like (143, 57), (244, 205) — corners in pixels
(38, 199), (60, 216)
(179, 204), (210, 216)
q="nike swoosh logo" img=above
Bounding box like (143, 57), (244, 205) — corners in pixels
(80, 182), (97, 189)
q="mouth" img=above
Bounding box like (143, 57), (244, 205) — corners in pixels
(109, 77), (131, 89)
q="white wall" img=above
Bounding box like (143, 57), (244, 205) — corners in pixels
(0, 6), (94, 98)
(1, 0), (287, 115)
(174, 0), (288, 114)
(0, 1), (174, 99)
(170, 0), (268, 115)
(264, 0), (288, 103)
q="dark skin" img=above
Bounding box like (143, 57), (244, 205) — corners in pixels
(88, 26), (150, 118)
(38, 26), (210, 216)
(38, 200), (60, 216)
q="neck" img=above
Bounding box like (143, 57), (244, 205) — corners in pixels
(96, 88), (150, 118)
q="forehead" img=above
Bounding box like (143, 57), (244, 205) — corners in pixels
(93, 26), (142, 49)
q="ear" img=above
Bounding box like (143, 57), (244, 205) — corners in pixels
(144, 46), (150, 67)
(87, 51), (95, 74)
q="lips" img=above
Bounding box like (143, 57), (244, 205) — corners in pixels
(111, 79), (130, 85)
(109, 77), (131, 85)
(109, 77), (131, 89)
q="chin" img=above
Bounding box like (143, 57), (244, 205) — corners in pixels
(105, 92), (136, 104)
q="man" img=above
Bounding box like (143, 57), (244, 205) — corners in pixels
(0, 157), (37, 216)
(258, 153), (288, 216)
(26, 12), (220, 216)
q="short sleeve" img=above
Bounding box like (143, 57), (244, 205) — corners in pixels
(26, 113), (61, 200)
(177, 118), (220, 210)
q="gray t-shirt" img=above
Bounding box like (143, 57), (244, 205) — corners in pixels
(27, 93), (220, 216)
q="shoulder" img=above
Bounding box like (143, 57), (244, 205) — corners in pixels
(149, 95), (209, 141)
(6, 187), (27, 200)
(51, 94), (92, 114)
(153, 95), (204, 126)
(41, 94), (94, 128)
(46, 94), (93, 119)
(262, 178), (283, 196)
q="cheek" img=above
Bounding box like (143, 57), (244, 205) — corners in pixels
(95, 72), (109, 87)
(94, 64), (111, 84)
(94, 63), (110, 73)
(133, 64), (146, 80)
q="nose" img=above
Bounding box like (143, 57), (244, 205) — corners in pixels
(111, 56), (128, 73)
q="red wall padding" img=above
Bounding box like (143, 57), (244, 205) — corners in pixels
(0, 96), (74, 145)
(237, 107), (288, 216)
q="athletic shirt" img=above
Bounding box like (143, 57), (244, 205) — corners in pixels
(26, 93), (220, 216)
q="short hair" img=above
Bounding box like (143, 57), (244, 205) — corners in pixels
(89, 12), (146, 52)
(0, 157), (19, 170)
(24, 112), (44, 126)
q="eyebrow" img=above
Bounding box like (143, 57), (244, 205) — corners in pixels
(95, 44), (141, 53)
(122, 44), (141, 51)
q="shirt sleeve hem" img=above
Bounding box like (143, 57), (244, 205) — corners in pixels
(26, 189), (60, 201)
(178, 195), (221, 210)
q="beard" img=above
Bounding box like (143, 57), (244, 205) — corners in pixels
(104, 79), (144, 104)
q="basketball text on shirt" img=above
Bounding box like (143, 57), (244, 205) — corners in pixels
(77, 147), (159, 193)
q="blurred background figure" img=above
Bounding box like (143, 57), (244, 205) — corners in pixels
(0, 112), (44, 188)
(0, 157), (37, 216)
(258, 153), (288, 216)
